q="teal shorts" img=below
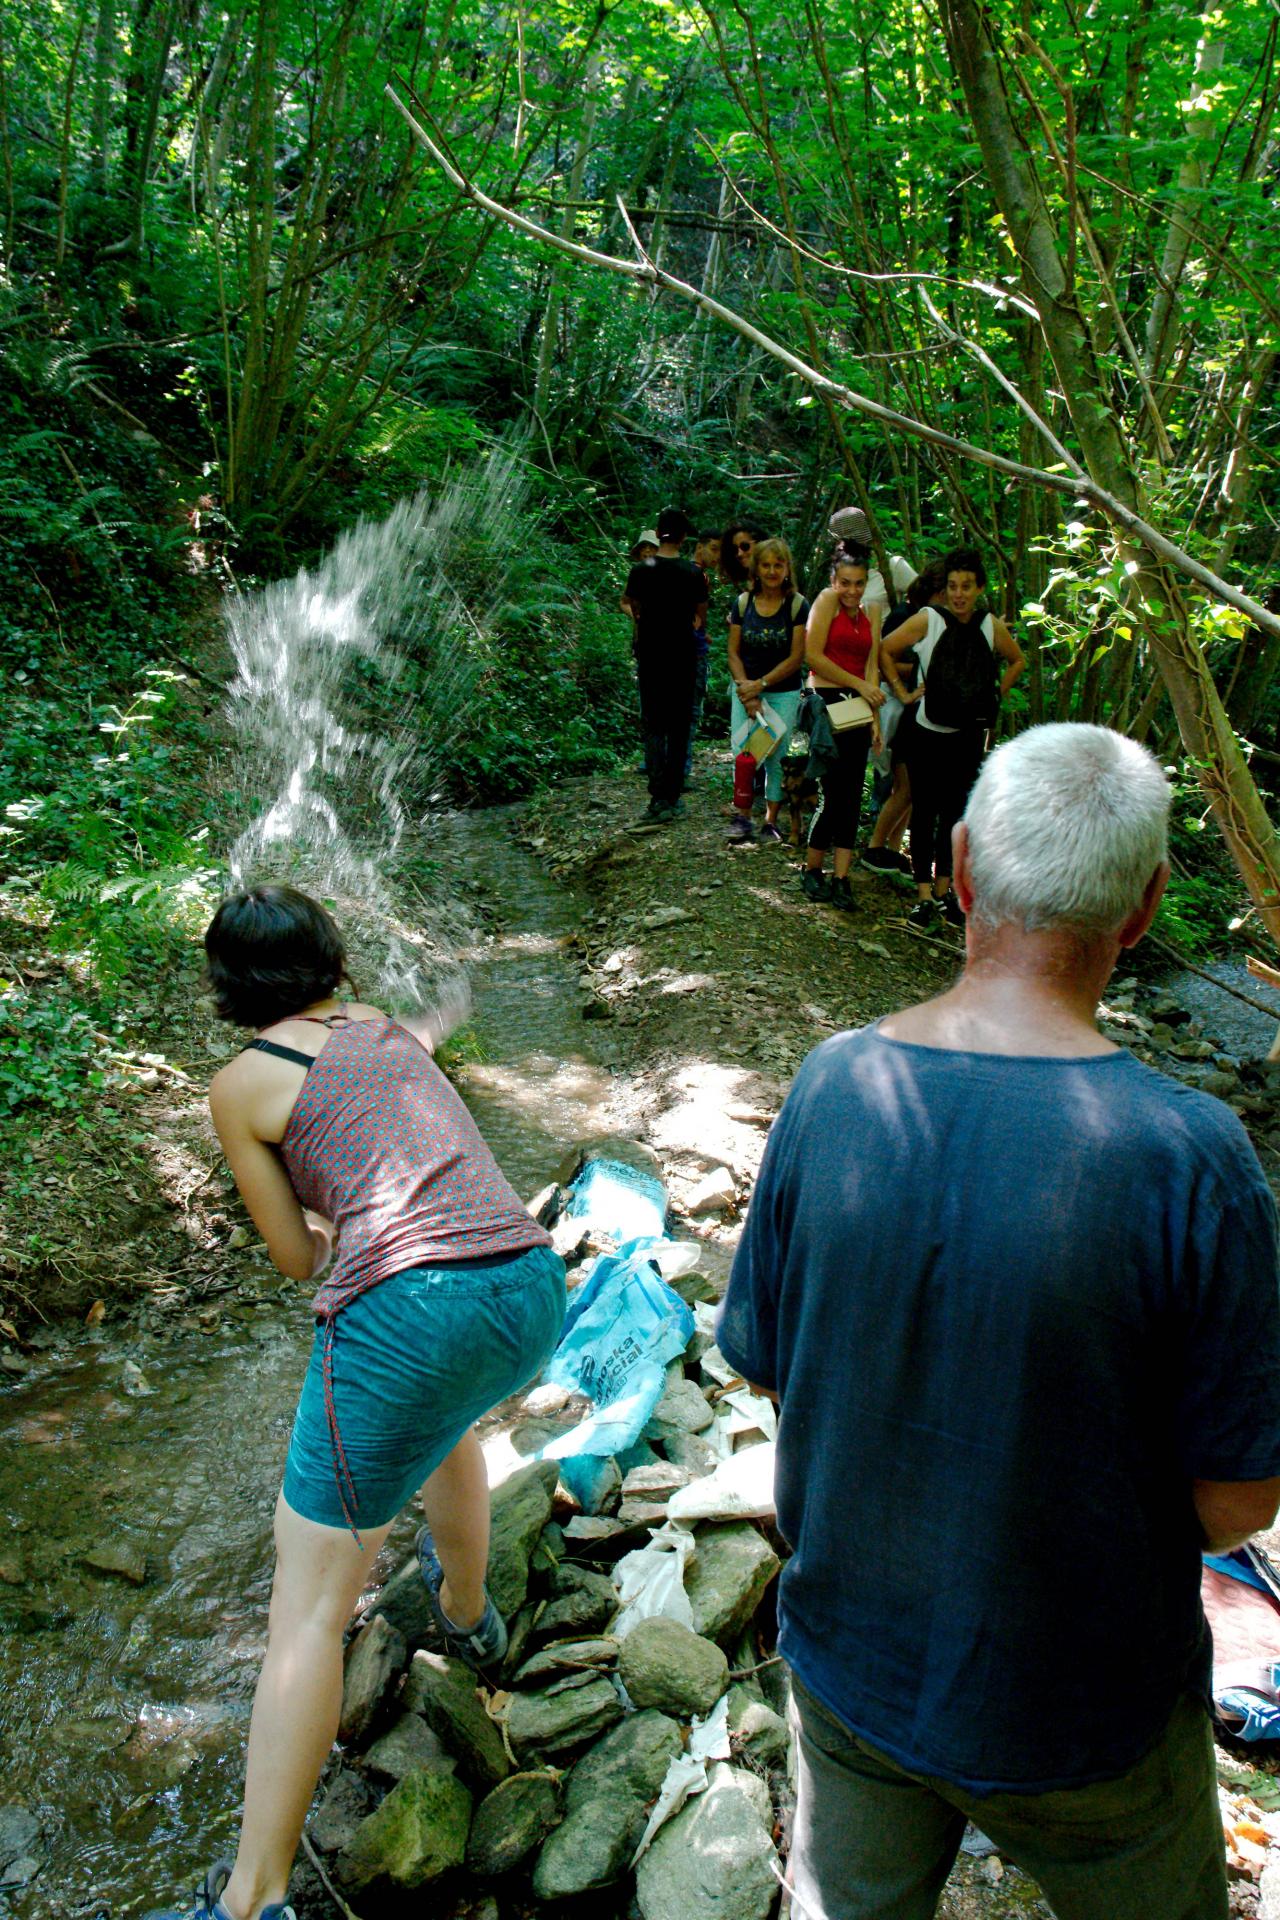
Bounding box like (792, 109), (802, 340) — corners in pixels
(282, 1242), (566, 1533)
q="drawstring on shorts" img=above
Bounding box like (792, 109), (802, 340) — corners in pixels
(320, 1312), (363, 1547)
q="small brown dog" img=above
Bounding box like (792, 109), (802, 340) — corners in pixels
(781, 756), (820, 847)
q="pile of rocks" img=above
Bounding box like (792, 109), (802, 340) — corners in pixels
(305, 1336), (789, 1919)
(1100, 975), (1280, 1129)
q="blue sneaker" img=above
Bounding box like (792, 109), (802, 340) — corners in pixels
(141, 1861), (296, 1920)
(415, 1524), (508, 1672)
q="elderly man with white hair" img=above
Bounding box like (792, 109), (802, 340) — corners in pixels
(718, 722), (1280, 1920)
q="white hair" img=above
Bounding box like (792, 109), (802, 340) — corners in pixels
(964, 723), (1169, 935)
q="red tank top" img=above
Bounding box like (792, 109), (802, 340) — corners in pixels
(823, 605), (873, 679)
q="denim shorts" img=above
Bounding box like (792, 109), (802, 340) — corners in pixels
(282, 1242), (566, 1532)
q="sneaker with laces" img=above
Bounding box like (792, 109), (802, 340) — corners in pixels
(827, 876), (857, 912)
(758, 821), (783, 844)
(726, 815), (755, 844)
(142, 1861), (297, 1920)
(907, 899), (938, 930)
(938, 892), (965, 928)
(416, 1525), (508, 1672)
(800, 868), (830, 902)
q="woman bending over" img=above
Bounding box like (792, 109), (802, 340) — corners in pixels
(148, 886), (565, 1920)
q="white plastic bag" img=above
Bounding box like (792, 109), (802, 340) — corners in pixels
(612, 1521), (696, 1639)
(631, 1695), (732, 1863)
(666, 1441), (776, 1523)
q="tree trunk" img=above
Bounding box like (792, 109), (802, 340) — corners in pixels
(90, 0), (115, 187)
(532, 53), (602, 422)
(942, 0), (1280, 945)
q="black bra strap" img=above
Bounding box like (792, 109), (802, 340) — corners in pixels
(246, 1038), (315, 1071)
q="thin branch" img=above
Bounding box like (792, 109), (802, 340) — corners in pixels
(386, 85), (1280, 641)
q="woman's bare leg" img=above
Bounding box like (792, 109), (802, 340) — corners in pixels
(220, 1496), (393, 1920)
(420, 1427), (490, 1630)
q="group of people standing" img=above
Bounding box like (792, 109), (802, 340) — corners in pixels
(621, 505), (1026, 925)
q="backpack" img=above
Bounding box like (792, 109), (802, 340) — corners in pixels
(923, 611), (999, 729)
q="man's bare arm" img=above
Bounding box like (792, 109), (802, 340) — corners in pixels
(1194, 1476), (1280, 1551)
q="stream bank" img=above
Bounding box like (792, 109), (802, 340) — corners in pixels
(2, 768), (1278, 1920)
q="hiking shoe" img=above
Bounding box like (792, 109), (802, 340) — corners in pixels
(907, 899), (939, 930)
(141, 1861), (297, 1920)
(758, 821), (783, 844)
(827, 876), (857, 912)
(726, 815), (755, 845)
(416, 1525), (508, 1672)
(938, 892), (965, 929)
(800, 868), (830, 902)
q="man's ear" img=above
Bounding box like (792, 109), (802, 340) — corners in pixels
(952, 823), (975, 912)
(1117, 863), (1170, 950)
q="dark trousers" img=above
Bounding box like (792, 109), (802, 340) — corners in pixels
(637, 655), (696, 807)
(808, 701), (873, 854)
(907, 725), (984, 885)
(789, 1677), (1227, 1920)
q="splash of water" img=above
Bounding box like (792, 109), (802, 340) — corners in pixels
(222, 451), (528, 1018)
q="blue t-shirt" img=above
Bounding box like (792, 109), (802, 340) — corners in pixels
(717, 1025), (1280, 1794)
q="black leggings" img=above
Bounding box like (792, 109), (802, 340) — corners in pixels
(808, 702), (873, 854)
(907, 726), (984, 884)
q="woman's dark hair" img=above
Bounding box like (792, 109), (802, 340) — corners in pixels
(943, 544), (987, 588)
(829, 539), (870, 575)
(906, 557), (948, 610)
(204, 885), (348, 1029)
(719, 519), (767, 587)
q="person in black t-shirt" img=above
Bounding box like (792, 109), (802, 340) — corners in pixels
(621, 507), (707, 821)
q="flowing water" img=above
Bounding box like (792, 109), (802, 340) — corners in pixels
(0, 463), (622, 1918)
(0, 812), (619, 1920)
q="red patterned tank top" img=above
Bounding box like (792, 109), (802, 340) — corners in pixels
(279, 1017), (551, 1320)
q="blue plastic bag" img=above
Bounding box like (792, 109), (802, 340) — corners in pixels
(543, 1238), (694, 1511)
(561, 1157), (668, 1246)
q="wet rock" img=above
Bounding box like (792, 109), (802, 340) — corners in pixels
(530, 1520), (566, 1577)
(363, 1551), (435, 1644)
(635, 1765), (779, 1920)
(641, 906), (691, 930)
(618, 1616), (729, 1718)
(532, 1563), (618, 1640)
(663, 1430), (721, 1476)
(0, 1810), (41, 1878)
(1172, 1038), (1215, 1061)
(466, 1770), (564, 1876)
(402, 1652), (510, 1790)
(81, 1541), (148, 1585)
(513, 1637), (619, 1685)
(726, 1683), (789, 1765)
(563, 1515), (626, 1550)
(645, 1375), (715, 1444)
(337, 1766), (472, 1893)
(1148, 996), (1191, 1025)
(617, 1499), (675, 1529)
(621, 1461), (692, 1501)
(686, 1168), (737, 1215)
(339, 1614), (406, 1745)
(310, 1768), (376, 1854)
(1147, 1023), (1174, 1050)
(487, 1459), (560, 1617)
(532, 1710), (683, 1899)
(362, 1712), (455, 1783)
(670, 1270), (721, 1309)
(507, 1672), (624, 1760)
(1199, 1070), (1240, 1098)
(686, 1522), (781, 1646)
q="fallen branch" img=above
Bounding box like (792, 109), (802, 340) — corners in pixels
(300, 1831), (364, 1920)
(385, 83), (1280, 641)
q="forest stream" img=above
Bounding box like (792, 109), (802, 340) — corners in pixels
(0, 811), (624, 1920)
